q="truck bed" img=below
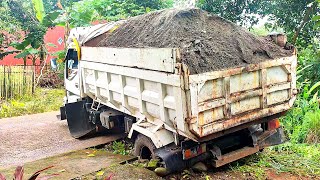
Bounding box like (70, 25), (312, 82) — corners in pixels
(188, 57), (297, 137)
(80, 47), (297, 141)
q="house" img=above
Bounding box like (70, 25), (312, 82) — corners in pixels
(0, 26), (65, 66)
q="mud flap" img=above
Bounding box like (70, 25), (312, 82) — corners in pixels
(258, 127), (286, 148)
(65, 100), (95, 138)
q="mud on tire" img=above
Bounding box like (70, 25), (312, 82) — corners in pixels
(134, 134), (156, 159)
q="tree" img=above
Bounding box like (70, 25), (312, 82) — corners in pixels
(264, 0), (319, 47)
(65, 0), (173, 27)
(1, 0), (60, 64)
(0, 1), (22, 33)
(198, 0), (320, 47)
(134, 0), (173, 10)
(43, 0), (81, 13)
(197, 0), (267, 26)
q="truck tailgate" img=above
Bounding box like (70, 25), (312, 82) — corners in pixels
(188, 56), (297, 138)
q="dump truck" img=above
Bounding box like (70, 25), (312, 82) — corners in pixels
(59, 9), (297, 174)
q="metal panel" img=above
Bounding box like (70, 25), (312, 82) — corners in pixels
(198, 79), (224, 103)
(231, 97), (261, 115)
(189, 56), (297, 138)
(267, 90), (289, 106)
(81, 47), (178, 73)
(80, 60), (187, 135)
(230, 71), (260, 93)
(267, 66), (288, 85)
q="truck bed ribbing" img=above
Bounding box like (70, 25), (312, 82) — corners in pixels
(85, 8), (293, 74)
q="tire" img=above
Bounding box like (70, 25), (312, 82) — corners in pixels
(134, 134), (156, 159)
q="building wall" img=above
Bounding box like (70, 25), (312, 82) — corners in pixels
(0, 26), (65, 66)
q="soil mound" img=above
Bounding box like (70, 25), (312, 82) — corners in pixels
(94, 8), (293, 74)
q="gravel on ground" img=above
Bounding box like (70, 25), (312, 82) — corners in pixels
(0, 111), (124, 168)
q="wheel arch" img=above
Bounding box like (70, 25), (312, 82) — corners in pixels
(128, 124), (175, 148)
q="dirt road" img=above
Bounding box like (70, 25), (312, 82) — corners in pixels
(0, 111), (124, 168)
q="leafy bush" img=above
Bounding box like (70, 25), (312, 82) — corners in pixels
(112, 141), (129, 155)
(67, 0), (173, 27)
(299, 110), (320, 143)
(281, 89), (320, 143)
(297, 45), (320, 86)
(280, 45), (320, 144)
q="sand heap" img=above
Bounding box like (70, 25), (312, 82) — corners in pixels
(88, 8), (293, 74)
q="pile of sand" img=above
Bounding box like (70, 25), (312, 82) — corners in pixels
(88, 8), (293, 74)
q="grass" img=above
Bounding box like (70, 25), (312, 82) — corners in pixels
(231, 143), (320, 179)
(0, 65), (34, 99)
(0, 88), (64, 118)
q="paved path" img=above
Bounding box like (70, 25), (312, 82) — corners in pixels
(0, 111), (124, 168)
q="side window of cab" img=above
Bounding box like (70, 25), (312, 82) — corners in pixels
(65, 49), (79, 79)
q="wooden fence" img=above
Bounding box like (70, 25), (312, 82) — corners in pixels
(0, 65), (35, 100)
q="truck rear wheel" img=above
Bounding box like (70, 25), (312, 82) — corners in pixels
(134, 134), (156, 159)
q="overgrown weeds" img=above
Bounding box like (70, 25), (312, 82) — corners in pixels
(280, 45), (320, 143)
(105, 140), (133, 156)
(281, 89), (320, 143)
(0, 88), (64, 118)
(231, 143), (320, 179)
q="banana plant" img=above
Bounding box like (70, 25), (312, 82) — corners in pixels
(31, 0), (45, 23)
(4, 0), (61, 65)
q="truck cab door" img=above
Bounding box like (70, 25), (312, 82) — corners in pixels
(65, 49), (81, 103)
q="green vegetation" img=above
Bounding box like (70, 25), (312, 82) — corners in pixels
(0, 166), (58, 180)
(0, 88), (64, 118)
(0, 66), (34, 99)
(104, 140), (132, 155)
(281, 45), (320, 144)
(63, 0), (173, 27)
(112, 141), (129, 155)
(198, 0), (320, 46)
(231, 143), (320, 179)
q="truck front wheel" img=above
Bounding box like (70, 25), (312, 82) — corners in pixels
(134, 134), (156, 159)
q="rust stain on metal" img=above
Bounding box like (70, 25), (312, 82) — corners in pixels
(213, 146), (259, 167)
(212, 79), (219, 99)
(212, 107), (218, 123)
(189, 56), (296, 84)
(197, 102), (292, 137)
(244, 64), (260, 72)
(175, 48), (182, 63)
(198, 112), (205, 126)
(253, 71), (259, 87)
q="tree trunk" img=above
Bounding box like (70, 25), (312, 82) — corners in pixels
(40, 44), (46, 63)
(293, 2), (318, 44)
(23, 57), (27, 66)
